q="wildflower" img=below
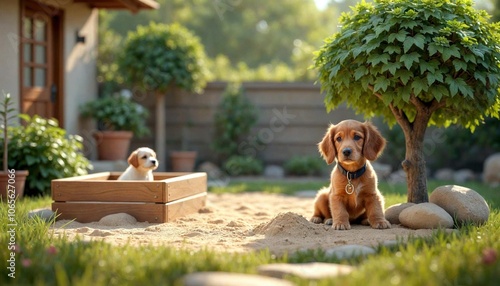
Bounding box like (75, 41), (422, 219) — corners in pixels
(482, 248), (498, 265)
(47, 245), (57, 255)
(21, 259), (32, 267)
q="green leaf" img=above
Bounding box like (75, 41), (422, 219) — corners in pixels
(381, 61), (403, 75)
(400, 52), (420, 69)
(328, 65), (341, 80)
(452, 59), (467, 72)
(411, 77), (428, 96)
(403, 37), (415, 53)
(427, 72), (444, 85)
(354, 66), (368, 80)
(383, 45), (401, 55)
(374, 77), (391, 92)
(388, 30), (407, 43)
(368, 53), (390, 66)
(396, 69), (413, 85)
(419, 60), (439, 74)
(442, 46), (461, 61)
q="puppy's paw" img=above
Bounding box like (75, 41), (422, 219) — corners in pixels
(371, 219), (391, 229)
(310, 216), (323, 224)
(332, 222), (351, 230)
(324, 218), (333, 225)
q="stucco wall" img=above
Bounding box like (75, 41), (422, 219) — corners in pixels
(63, 5), (98, 137)
(0, 0), (21, 112)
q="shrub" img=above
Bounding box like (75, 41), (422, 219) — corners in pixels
(223, 156), (263, 176)
(0, 115), (91, 196)
(79, 94), (150, 137)
(284, 156), (325, 176)
(212, 84), (258, 162)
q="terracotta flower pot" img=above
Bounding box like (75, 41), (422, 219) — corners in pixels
(0, 170), (29, 200)
(93, 131), (133, 161)
(170, 151), (197, 172)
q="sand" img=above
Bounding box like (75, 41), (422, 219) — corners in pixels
(51, 193), (437, 255)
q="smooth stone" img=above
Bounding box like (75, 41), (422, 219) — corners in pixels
(430, 185), (489, 225)
(325, 245), (376, 259)
(385, 203), (415, 224)
(258, 262), (354, 280)
(183, 272), (294, 286)
(399, 203), (454, 229)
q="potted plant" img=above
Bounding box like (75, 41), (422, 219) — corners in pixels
(119, 22), (209, 171)
(170, 117), (198, 172)
(0, 92), (28, 199)
(80, 92), (150, 161)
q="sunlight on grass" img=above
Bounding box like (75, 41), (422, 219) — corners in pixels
(1, 180), (498, 285)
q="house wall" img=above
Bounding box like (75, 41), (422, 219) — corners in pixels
(63, 4), (98, 137)
(132, 82), (365, 168)
(0, 0), (21, 110)
(0, 0), (97, 137)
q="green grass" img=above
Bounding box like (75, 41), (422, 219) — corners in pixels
(1, 179), (499, 285)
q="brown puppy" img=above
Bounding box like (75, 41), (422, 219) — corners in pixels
(311, 120), (391, 230)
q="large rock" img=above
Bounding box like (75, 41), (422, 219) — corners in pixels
(385, 203), (415, 224)
(483, 153), (500, 186)
(399, 203), (454, 229)
(430, 185), (490, 225)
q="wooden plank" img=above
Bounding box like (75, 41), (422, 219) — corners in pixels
(166, 192), (206, 222)
(107, 172), (193, 181)
(52, 181), (164, 203)
(52, 172), (111, 181)
(52, 202), (165, 223)
(52, 192), (207, 223)
(166, 173), (207, 202)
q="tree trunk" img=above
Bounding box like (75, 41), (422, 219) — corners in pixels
(155, 91), (166, 171)
(400, 116), (429, 203)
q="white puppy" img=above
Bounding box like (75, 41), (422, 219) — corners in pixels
(117, 147), (159, 181)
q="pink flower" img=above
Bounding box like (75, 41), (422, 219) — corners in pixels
(13, 244), (22, 254)
(482, 248), (498, 265)
(46, 245), (57, 255)
(21, 259), (32, 267)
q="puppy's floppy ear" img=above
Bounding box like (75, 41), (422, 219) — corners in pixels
(362, 122), (386, 161)
(128, 150), (140, 168)
(318, 124), (336, 165)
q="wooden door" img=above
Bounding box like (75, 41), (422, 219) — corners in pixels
(20, 0), (63, 124)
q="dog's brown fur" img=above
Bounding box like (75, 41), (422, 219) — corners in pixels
(311, 120), (391, 230)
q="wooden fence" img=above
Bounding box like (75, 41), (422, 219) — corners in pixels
(132, 81), (365, 168)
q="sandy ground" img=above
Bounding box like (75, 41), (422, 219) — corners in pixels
(51, 193), (437, 255)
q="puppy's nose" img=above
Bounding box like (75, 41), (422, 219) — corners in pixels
(151, 159), (158, 166)
(342, 148), (352, 157)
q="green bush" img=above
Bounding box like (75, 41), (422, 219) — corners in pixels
(212, 84), (258, 162)
(79, 94), (150, 137)
(223, 156), (263, 176)
(0, 115), (91, 196)
(284, 156), (325, 176)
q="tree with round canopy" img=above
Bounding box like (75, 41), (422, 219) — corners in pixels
(120, 22), (209, 168)
(314, 0), (500, 203)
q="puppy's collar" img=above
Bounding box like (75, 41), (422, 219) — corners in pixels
(337, 163), (367, 180)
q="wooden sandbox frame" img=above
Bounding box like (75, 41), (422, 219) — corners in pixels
(51, 172), (207, 223)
